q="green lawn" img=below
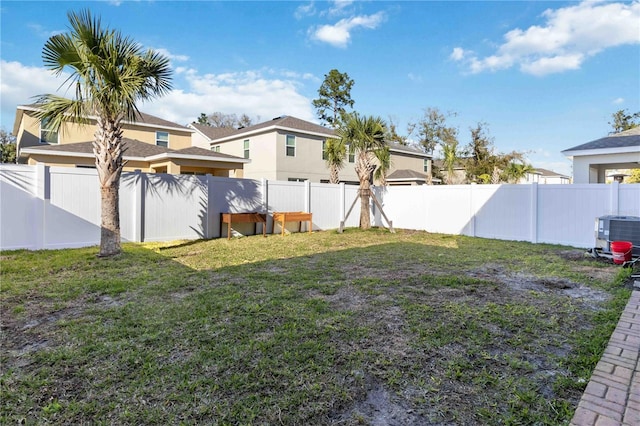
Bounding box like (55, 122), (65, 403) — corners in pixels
(0, 229), (632, 425)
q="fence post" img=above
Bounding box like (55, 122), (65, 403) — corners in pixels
(304, 180), (311, 213)
(468, 183), (476, 237)
(610, 181), (619, 215)
(339, 183), (345, 227)
(530, 182), (538, 244)
(262, 178), (270, 234)
(35, 164), (50, 249)
(132, 170), (144, 242)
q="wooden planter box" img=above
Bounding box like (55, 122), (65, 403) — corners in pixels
(272, 212), (312, 236)
(220, 212), (267, 240)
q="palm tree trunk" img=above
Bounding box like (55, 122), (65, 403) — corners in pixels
(330, 164), (339, 184)
(100, 184), (121, 256)
(94, 115), (124, 257)
(359, 178), (371, 229)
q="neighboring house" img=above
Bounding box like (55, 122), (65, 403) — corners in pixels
(188, 116), (432, 185)
(562, 127), (640, 184)
(521, 168), (571, 184)
(385, 142), (433, 185)
(13, 104), (248, 176)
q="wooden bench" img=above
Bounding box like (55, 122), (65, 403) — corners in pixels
(220, 212), (267, 240)
(272, 212), (313, 236)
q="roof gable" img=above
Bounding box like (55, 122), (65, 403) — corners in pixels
(209, 115), (336, 142)
(15, 104), (191, 132)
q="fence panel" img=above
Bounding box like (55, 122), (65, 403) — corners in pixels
(537, 184), (610, 247)
(210, 176), (264, 238)
(0, 165), (39, 250)
(310, 183), (341, 231)
(45, 168), (101, 248)
(423, 185), (473, 235)
(142, 174), (209, 242)
(473, 185), (532, 241)
(619, 185), (640, 217)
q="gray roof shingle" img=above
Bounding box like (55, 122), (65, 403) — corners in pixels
(211, 115), (336, 141)
(21, 139), (246, 161)
(563, 126), (640, 153)
(387, 169), (428, 180)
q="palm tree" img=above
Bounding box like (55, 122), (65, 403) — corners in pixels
(442, 140), (459, 184)
(35, 10), (172, 257)
(338, 113), (387, 229)
(324, 137), (346, 184)
(504, 162), (535, 184)
(373, 145), (391, 186)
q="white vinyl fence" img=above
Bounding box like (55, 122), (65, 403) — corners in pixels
(1, 164), (639, 251)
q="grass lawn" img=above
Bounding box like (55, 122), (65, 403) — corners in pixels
(0, 229), (633, 425)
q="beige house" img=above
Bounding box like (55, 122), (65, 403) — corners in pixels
(562, 127), (640, 184)
(189, 116), (432, 185)
(13, 104), (248, 176)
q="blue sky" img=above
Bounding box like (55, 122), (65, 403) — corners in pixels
(1, 0), (639, 176)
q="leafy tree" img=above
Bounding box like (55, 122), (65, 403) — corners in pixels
(199, 112), (254, 128)
(36, 10), (172, 257)
(0, 129), (17, 163)
(197, 113), (210, 125)
(385, 116), (408, 145)
(324, 137), (346, 184)
(609, 109), (640, 134)
(337, 113), (386, 229)
(411, 107), (458, 154)
(313, 69), (355, 129)
(628, 169), (640, 183)
(463, 122), (525, 184)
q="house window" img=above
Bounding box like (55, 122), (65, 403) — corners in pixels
(211, 145), (221, 153)
(288, 177), (307, 182)
(286, 135), (295, 157)
(156, 131), (169, 148)
(322, 140), (328, 160)
(347, 144), (355, 163)
(423, 159), (429, 172)
(243, 140), (250, 159)
(39, 117), (59, 144)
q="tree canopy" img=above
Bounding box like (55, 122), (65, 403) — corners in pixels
(313, 69), (355, 129)
(0, 129), (16, 163)
(609, 109), (640, 134)
(196, 112), (254, 128)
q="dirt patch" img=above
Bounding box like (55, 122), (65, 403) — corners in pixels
(468, 264), (610, 307)
(332, 378), (431, 425)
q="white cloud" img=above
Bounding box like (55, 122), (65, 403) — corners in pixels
(150, 47), (189, 63)
(612, 97), (625, 105)
(311, 11), (386, 48)
(27, 23), (63, 39)
(295, 2), (316, 19)
(141, 68), (316, 126)
(325, 0), (354, 17)
(0, 60), (316, 131)
(407, 73), (422, 83)
(0, 60), (67, 130)
(451, 0), (640, 76)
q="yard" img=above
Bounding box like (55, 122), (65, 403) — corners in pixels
(0, 229), (633, 425)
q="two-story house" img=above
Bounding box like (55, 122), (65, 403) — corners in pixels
(189, 115), (432, 185)
(13, 104), (248, 176)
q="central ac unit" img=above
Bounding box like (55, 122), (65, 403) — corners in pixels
(595, 215), (640, 256)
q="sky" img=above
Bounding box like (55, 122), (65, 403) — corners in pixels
(1, 0), (639, 177)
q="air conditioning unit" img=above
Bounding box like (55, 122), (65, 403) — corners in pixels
(595, 215), (640, 256)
